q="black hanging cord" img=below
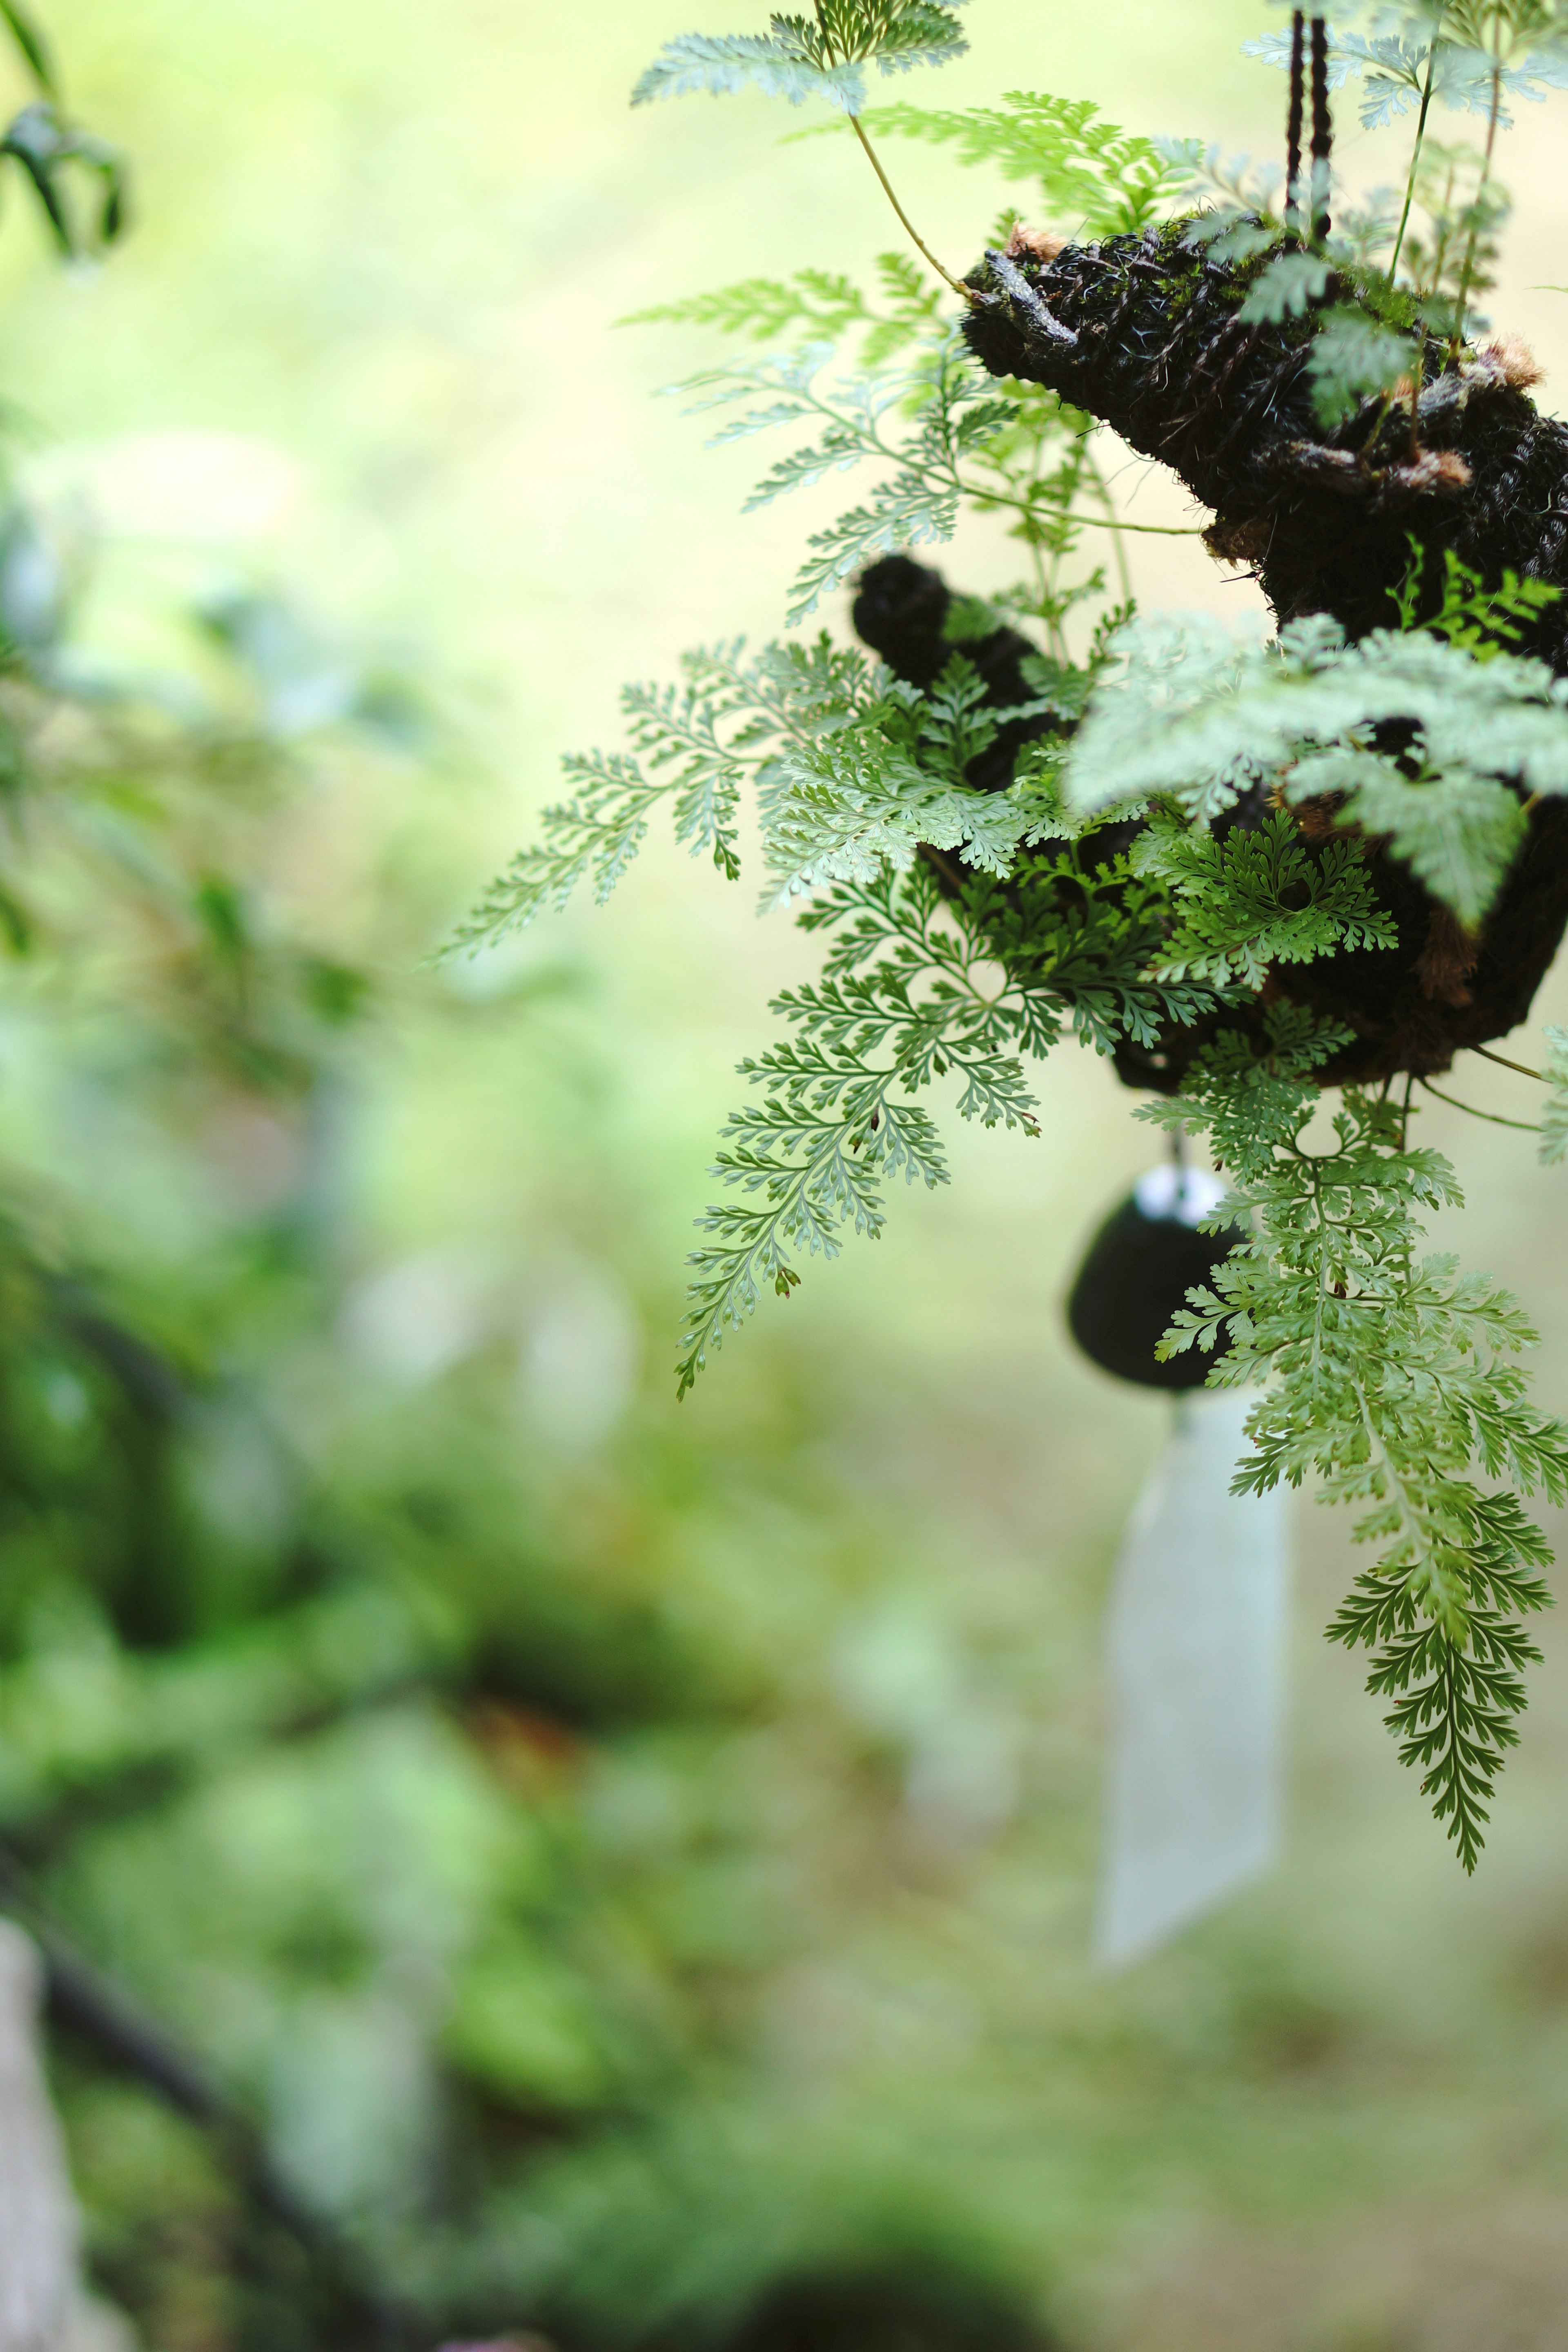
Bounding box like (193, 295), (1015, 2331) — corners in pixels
(1285, 10), (1306, 239)
(1309, 14), (1332, 241)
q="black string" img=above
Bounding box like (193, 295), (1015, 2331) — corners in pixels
(1285, 10), (1305, 238)
(1310, 14), (1332, 241)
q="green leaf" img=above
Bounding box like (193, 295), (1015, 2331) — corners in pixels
(1067, 611), (1568, 927)
(0, 102), (127, 257)
(678, 849), (1227, 1392)
(1285, 746), (1527, 929)
(759, 657), (1060, 900)
(1403, 542), (1564, 659)
(0, 0), (57, 98)
(1307, 305), (1416, 428)
(450, 635), (882, 951)
(1236, 249), (1334, 324)
(623, 269), (872, 343)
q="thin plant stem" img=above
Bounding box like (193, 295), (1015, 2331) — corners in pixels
(1063, 512), (1202, 537)
(1389, 5), (1446, 285)
(1471, 1042), (1546, 1082)
(775, 367), (1204, 537)
(850, 115), (973, 303)
(1018, 441), (1058, 654)
(806, 6), (971, 302)
(1081, 443), (1134, 602)
(1419, 1077), (1540, 1131)
(1452, 10), (1507, 353)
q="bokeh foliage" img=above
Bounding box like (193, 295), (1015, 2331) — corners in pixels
(4, 5), (1568, 2352)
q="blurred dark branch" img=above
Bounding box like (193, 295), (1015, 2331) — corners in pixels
(0, 1840), (415, 2350)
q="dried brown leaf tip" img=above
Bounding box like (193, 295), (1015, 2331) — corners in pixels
(1480, 333), (1543, 392)
(1004, 220), (1065, 265)
(1394, 448), (1474, 496)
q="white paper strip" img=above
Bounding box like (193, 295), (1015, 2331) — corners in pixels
(1094, 1388), (1290, 1969)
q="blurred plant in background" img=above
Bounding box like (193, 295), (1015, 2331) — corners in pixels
(0, 323), (1066, 2346)
(6, 6), (1568, 2352)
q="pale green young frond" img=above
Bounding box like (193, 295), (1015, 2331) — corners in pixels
(1067, 611), (1568, 924)
(624, 256), (945, 362)
(632, 29), (866, 112)
(1540, 1025), (1568, 1164)
(788, 471), (959, 620)
(833, 90), (1185, 234)
(1236, 249), (1335, 323)
(662, 340), (1016, 620)
(742, 421), (876, 509)
(1246, 22), (1521, 127)
(1307, 305), (1417, 425)
(1284, 745), (1527, 926)
(623, 270), (873, 342)
(760, 720), (1043, 902)
(761, 726), (972, 896)
(632, 3), (969, 119)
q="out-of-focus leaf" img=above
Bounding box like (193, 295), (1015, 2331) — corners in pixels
(0, 1), (58, 100)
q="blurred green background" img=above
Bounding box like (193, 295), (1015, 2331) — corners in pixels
(5, 3), (1568, 2347)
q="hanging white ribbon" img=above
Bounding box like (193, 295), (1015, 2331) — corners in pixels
(1094, 1385), (1291, 1969)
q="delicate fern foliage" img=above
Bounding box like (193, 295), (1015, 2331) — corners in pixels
(1392, 541), (1564, 655)
(1066, 611), (1568, 925)
(625, 252), (943, 362)
(1235, 250), (1336, 324)
(1248, 11), (1568, 131)
(632, 2), (969, 116)
(1134, 808), (1398, 988)
(1141, 1019), (1566, 1870)
(450, 638), (876, 951)
(760, 679), (1047, 902)
(836, 90), (1185, 234)
(677, 850), (1225, 1395)
(673, 334), (1016, 621)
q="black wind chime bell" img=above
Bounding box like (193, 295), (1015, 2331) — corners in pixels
(1065, 1144), (1240, 1392)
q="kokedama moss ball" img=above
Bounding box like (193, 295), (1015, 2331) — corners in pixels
(913, 224), (1568, 1092)
(854, 551), (1269, 1093)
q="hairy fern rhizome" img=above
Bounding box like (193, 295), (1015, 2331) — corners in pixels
(461, 1), (1568, 1870)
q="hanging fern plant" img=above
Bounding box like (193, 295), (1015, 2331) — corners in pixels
(458, 0), (1568, 1873)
